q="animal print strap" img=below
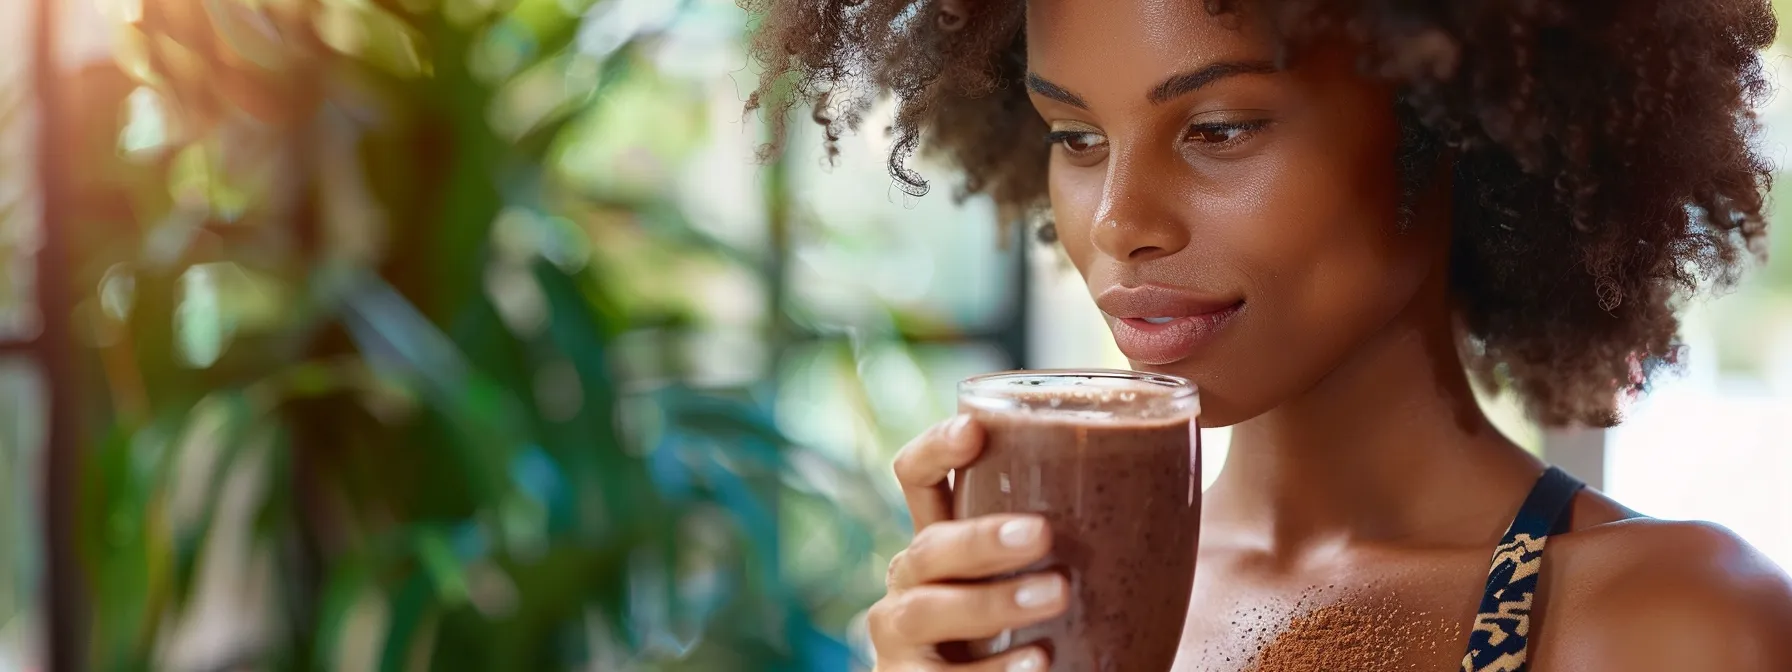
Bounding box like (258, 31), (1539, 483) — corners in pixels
(1460, 466), (1585, 672)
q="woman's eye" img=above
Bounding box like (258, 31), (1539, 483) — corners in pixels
(1046, 131), (1107, 154)
(1184, 120), (1268, 147)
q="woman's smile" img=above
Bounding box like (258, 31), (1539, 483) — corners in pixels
(1095, 284), (1244, 364)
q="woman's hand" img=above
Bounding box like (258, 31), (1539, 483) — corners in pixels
(868, 415), (1066, 671)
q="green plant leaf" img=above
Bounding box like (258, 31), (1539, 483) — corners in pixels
(416, 526), (471, 607)
(167, 392), (261, 612)
(316, 0), (434, 78)
(378, 571), (437, 672)
(315, 555), (376, 668)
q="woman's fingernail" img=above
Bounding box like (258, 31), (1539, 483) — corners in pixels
(998, 518), (1042, 548)
(1007, 650), (1043, 672)
(949, 414), (972, 436)
(1014, 576), (1064, 609)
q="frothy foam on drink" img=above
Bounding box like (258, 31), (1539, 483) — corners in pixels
(962, 376), (1199, 422)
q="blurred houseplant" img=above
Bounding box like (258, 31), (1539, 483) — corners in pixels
(17, 0), (896, 668)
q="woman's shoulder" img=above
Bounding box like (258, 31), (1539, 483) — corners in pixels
(1557, 515), (1789, 593)
(1537, 507), (1792, 671)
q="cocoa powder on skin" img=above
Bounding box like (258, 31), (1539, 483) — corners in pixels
(1250, 588), (1461, 672)
(1191, 586), (1463, 672)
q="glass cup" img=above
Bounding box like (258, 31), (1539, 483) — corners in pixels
(954, 369), (1201, 672)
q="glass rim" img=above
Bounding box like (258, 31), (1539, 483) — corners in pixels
(958, 368), (1198, 400)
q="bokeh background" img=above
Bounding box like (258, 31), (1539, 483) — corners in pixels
(0, 0), (1788, 670)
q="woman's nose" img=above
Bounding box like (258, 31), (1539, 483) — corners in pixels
(1089, 165), (1191, 262)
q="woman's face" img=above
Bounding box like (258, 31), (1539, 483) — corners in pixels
(1026, 0), (1447, 426)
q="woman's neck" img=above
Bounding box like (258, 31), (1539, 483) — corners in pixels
(1203, 283), (1543, 558)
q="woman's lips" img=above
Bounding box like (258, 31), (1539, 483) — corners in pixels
(1107, 304), (1242, 364)
(1096, 285), (1244, 365)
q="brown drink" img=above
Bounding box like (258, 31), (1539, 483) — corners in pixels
(955, 370), (1200, 672)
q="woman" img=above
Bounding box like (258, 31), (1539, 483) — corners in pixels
(747, 0), (1792, 670)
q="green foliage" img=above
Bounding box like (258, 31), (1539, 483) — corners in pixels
(36, 0), (892, 669)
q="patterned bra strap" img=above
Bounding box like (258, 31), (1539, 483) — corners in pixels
(1460, 466), (1586, 672)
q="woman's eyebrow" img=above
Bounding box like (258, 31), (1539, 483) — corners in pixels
(1025, 59), (1279, 110)
(1025, 72), (1089, 109)
(1147, 60), (1279, 104)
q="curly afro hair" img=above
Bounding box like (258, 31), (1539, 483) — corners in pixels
(742, 0), (1777, 427)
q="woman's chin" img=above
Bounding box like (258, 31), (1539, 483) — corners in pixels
(1118, 362), (1254, 428)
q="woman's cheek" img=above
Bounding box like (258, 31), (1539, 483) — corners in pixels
(1048, 168), (1104, 275)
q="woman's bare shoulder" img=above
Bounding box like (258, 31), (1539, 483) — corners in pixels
(1535, 511), (1792, 671)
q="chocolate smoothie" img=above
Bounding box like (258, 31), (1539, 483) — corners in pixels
(955, 372), (1200, 672)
